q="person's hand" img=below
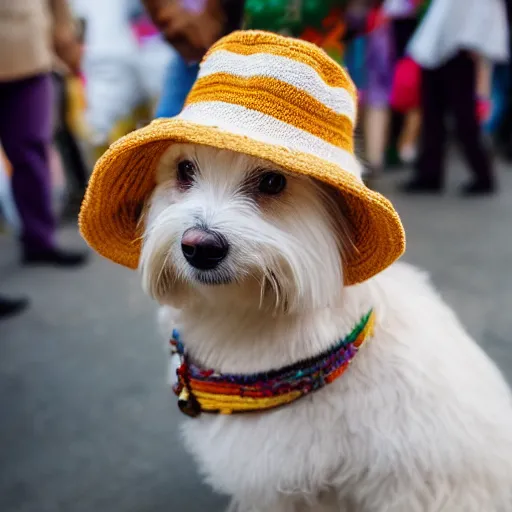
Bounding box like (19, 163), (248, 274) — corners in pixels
(54, 30), (82, 75)
(146, 0), (226, 62)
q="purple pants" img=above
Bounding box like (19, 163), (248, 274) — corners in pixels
(365, 24), (394, 108)
(0, 74), (55, 252)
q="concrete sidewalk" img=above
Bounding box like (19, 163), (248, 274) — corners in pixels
(1, 160), (511, 512)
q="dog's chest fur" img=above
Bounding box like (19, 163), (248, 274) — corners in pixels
(180, 359), (410, 502)
(163, 263), (512, 510)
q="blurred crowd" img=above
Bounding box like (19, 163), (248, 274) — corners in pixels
(0, 0), (511, 317)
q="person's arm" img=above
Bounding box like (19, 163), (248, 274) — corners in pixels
(49, 0), (82, 74)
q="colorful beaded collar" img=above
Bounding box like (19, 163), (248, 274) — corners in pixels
(170, 310), (375, 417)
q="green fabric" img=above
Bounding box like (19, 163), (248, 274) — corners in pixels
(418, 0), (433, 20)
(244, 0), (344, 36)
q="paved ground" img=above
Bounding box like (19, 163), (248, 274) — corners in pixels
(1, 158), (511, 512)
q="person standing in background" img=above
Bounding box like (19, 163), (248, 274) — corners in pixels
(403, 0), (509, 196)
(0, 0), (88, 319)
(143, 0), (245, 118)
(362, 0), (420, 185)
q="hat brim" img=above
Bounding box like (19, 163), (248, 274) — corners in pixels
(79, 118), (405, 286)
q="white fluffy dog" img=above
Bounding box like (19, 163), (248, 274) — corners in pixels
(141, 143), (512, 512)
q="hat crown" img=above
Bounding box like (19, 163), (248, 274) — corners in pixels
(180, 31), (360, 179)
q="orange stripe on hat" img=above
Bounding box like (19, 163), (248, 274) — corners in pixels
(186, 74), (354, 152)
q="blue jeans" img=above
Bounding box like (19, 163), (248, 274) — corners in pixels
(156, 53), (199, 118)
(484, 65), (511, 135)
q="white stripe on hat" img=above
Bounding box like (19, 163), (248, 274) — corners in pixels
(179, 101), (362, 179)
(197, 50), (357, 124)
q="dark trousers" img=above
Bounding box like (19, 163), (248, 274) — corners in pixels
(415, 52), (494, 188)
(0, 74), (55, 252)
(52, 72), (88, 193)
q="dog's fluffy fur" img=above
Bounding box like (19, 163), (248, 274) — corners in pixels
(141, 144), (512, 511)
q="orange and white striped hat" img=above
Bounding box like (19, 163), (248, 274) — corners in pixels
(80, 31), (405, 285)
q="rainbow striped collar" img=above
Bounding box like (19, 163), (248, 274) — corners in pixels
(170, 310), (375, 417)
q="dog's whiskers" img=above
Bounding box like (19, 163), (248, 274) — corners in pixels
(259, 274), (267, 310)
(269, 271), (284, 315)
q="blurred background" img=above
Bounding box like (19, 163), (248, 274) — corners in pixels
(0, 0), (511, 510)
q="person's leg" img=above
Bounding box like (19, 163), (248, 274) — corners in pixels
(0, 75), (56, 252)
(364, 106), (390, 169)
(403, 64), (446, 192)
(0, 74), (86, 265)
(398, 108), (421, 164)
(390, 17), (420, 166)
(447, 52), (495, 193)
(53, 73), (89, 193)
(363, 25), (394, 184)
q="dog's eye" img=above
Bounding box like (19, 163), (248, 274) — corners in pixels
(258, 172), (287, 195)
(177, 159), (196, 188)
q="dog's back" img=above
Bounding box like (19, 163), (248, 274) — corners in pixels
(331, 261), (512, 510)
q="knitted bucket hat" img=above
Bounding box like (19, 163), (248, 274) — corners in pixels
(80, 30), (405, 285)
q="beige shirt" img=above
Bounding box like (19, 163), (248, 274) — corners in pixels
(0, 0), (74, 81)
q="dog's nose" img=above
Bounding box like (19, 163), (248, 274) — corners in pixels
(181, 228), (229, 270)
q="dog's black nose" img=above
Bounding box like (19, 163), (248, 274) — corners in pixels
(181, 228), (229, 270)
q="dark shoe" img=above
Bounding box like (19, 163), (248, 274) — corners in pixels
(400, 180), (442, 194)
(460, 180), (497, 197)
(23, 247), (88, 267)
(0, 295), (29, 319)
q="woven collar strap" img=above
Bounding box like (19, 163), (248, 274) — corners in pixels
(170, 310), (375, 417)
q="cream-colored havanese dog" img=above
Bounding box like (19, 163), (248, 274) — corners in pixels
(140, 144), (512, 512)
(79, 31), (512, 512)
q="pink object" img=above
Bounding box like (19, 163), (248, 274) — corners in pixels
(132, 16), (160, 44)
(390, 56), (421, 113)
(476, 98), (491, 124)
